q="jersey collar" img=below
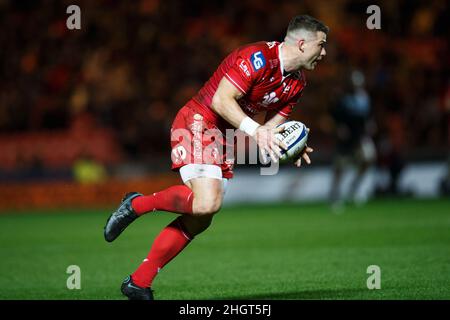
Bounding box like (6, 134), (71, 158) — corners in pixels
(279, 42), (296, 82)
(278, 43), (287, 81)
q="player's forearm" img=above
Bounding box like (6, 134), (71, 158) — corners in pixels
(265, 112), (287, 128)
(211, 94), (259, 133)
(212, 77), (262, 136)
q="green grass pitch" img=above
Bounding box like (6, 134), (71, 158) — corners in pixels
(0, 198), (449, 300)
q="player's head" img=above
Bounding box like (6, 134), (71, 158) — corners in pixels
(284, 15), (329, 70)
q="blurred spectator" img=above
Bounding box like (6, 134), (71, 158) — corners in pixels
(439, 78), (450, 197)
(439, 156), (450, 197)
(329, 69), (376, 209)
(72, 153), (107, 184)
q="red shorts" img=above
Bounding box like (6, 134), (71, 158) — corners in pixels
(170, 101), (235, 179)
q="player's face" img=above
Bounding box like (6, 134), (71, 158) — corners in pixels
(299, 31), (327, 70)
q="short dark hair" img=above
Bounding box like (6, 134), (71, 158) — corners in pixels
(287, 15), (329, 35)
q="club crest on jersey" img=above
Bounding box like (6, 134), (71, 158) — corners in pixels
(250, 51), (266, 71)
(266, 41), (277, 49)
(269, 59), (278, 69)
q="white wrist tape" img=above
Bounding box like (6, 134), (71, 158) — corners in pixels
(239, 117), (260, 136)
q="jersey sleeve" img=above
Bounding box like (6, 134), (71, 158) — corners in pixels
(225, 49), (266, 94)
(277, 83), (306, 118)
(277, 92), (303, 118)
(277, 102), (296, 118)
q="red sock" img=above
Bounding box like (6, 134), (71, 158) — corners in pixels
(131, 185), (194, 216)
(131, 217), (192, 288)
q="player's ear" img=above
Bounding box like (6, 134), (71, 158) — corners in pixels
(297, 39), (305, 52)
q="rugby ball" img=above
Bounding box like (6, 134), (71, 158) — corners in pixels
(275, 121), (308, 162)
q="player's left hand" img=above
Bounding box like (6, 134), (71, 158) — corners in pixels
(294, 145), (314, 167)
(294, 128), (313, 167)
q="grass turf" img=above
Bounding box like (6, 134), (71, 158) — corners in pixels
(0, 198), (449, 300)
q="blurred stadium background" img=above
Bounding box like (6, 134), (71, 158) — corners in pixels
(0, 0), (449, 299)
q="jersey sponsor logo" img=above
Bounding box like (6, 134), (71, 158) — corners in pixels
(191, 117), (203, 162)
(250, 51), (266, 71)
(239, 60), (251, 78)
(261, 92), (279, 105)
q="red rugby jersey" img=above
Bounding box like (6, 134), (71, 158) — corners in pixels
(192, 41), (307, 126)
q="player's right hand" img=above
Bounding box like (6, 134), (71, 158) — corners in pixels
(254, 125), (287, 163)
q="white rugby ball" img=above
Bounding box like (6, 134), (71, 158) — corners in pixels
(275, 121), (308, 162)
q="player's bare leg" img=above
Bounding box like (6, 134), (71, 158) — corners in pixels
(181, 177), (223, 235)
